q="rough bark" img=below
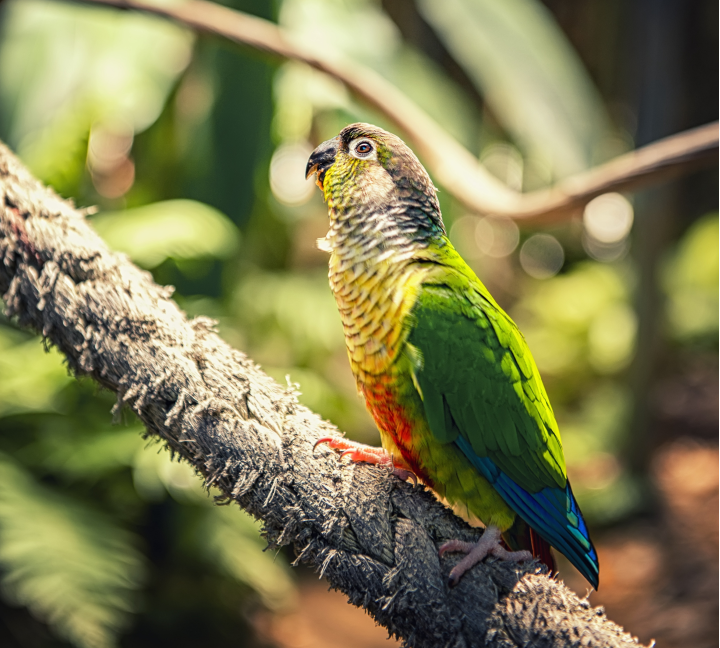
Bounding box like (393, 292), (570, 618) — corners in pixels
(0, 141), (645, 647)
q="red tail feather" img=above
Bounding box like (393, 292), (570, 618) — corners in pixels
(529, 528), (556, 575)
(503, 521), (557, 576)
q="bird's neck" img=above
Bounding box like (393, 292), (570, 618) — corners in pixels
(321, 204), (440, 384)
(319, 202), (437, 258)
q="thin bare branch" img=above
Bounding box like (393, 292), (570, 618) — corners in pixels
(512, 121), (719, 225)
(75, 0), (717, 224)
(0, 140), (646, 647)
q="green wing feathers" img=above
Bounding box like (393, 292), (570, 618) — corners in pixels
(407, 271), (567, 493)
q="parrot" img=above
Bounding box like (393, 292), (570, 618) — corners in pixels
(305, 123), (599, 589)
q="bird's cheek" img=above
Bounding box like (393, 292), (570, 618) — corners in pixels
(357, 165), (395, 205)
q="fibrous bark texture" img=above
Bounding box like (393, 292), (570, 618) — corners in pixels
(0, 141), (645, 648)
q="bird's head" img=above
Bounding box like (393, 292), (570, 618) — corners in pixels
(305, 123), (442, 233)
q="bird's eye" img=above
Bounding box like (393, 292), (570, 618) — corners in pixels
(354, 141), (374, 157)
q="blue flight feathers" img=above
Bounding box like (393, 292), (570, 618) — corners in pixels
(455, 436), (600, 589)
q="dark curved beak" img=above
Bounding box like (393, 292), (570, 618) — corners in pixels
(305, 137), (339, 189)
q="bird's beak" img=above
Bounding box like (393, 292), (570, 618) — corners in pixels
(305, 137), (339, 191)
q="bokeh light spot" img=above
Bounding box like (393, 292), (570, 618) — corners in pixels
(582, 233), (630, 263)
(87, 121), (135, 198)
(475, 216), (519, 258)
(270, 142), (316, 206)
(583, 192), (634, 243)
(480, 142), (523, 191)
(449, 215), (482, 259)
(519, 234), (564, 279)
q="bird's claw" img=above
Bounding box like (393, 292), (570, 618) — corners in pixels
(391, 466), (418, 486)
(313, 436), (335, 452)
(439, 526), (533, 587)
(386, 455), (418, 486)
(313, 436), (418, 485)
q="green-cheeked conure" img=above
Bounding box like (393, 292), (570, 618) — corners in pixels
(306, 123), (599, 589)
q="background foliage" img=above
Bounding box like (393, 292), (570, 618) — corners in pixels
(0, 0), (716, 647)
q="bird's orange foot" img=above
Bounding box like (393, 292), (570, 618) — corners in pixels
(439, 525), (533, 587)
(313, 437), (417, 485)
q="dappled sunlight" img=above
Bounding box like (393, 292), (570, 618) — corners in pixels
(0, 0), (715, 645)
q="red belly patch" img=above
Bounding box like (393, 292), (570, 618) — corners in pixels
(362, 381), (433, 487)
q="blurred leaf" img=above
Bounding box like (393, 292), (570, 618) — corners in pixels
(560, 383), (631, 463)
(0, 0), (193, 191)
(0, 327), (71, 416)
(514, 262), (636, 377)
(386, 46), (480, 148)
(574, 471), (642, 524)
(272, 62), (349, 143)
(40, 426), (144, 481)
(417, 0), (613, 177)
(132, 445), (209, 504)
(278, 0), (479, 149)
(663, 213), (719, 342)
(92, 199), (240, 268)
(587, 303), (637, 374)
(0, 452), (145, 648)
(233, 270), (344, 362)
(201, 506), (296, 612)
(265, 365), (350, 425)
(559, 384), (637, 523)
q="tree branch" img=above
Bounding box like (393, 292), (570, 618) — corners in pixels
(0, 144), (645, 646)
(512, 122), (719, 225)
(74, 0), (718, 224)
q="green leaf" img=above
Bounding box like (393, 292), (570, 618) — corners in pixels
(92, 200), (240, 268)
(0, 0), (193, 197)
(233, 270), (344, 359)
(0, 327), (71, 417)
(132, 445), (209, 504)
(663, 213), (719, 341)
(40, 426), (144, 480)
(277, 0), (480, 149)
(514, 262), (634, 376)
(418, 0), (613, 177)
(0, 453), (145, 648)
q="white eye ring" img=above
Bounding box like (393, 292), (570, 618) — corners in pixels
(349, 138), (377, 160)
